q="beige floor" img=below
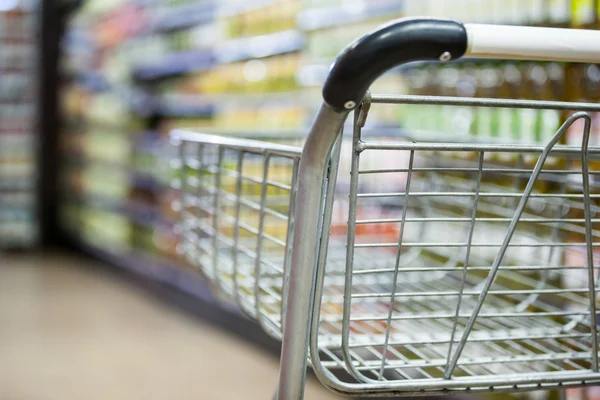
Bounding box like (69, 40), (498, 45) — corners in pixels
(0, 252), (341, 400)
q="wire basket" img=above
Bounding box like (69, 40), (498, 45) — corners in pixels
(170, 17), (600, 399)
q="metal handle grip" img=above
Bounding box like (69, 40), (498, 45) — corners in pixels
(322, 18), (468, 112)
(322, 18), (600, 113)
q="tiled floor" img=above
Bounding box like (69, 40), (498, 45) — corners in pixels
(0, 252), (341, 400)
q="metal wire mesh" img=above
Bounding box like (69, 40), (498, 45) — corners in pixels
(171, 131), (301, 337)
(309, 96), (600, 394)
(172, 94), (600, 394)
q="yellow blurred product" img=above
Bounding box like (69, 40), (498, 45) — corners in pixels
(82, 163), (130, 199)
(62, 85), (89, 117)
(268, 57), (284, 92)
(283, 54), (300, 91)
(197, 69), (225, 94)
(82, 209), (132, 254)
(244, 6), (262, 37)
(226, 14), (242, 38)
(167, 117), (214, 132)
(571, 0), (595, 27)
(240, 7), (255, 37)
(84, 130), (131, 162)
(86, 93), (130, 127)
(220, 0), (298, 39)
(228, 62), (246, 93)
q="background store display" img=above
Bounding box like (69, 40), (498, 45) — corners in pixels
(58, 2), (600, 399)
(0, 3), (39, 248)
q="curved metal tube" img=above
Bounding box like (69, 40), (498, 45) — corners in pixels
(276, 17), (470, 399)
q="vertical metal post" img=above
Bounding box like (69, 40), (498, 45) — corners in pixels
(580, 117), (598, 371)
(212, 146), (225, 290)
(255, 154), (271, 322)
(232, 151), (245, 308)
(281, 158), (300, 326)
(276, 104), (348, 400)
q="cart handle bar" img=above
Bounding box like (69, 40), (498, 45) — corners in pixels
(323, 17), (600, 112)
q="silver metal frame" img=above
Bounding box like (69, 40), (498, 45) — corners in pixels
(307, 96), (600, 397)
(169, 18), (600, 400)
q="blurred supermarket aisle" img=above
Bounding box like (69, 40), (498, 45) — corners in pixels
(0, 253), (340, 400)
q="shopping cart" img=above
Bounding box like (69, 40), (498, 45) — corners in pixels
(171, 18), (600, 399)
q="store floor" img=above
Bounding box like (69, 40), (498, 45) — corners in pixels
(0, 252), (341, 400)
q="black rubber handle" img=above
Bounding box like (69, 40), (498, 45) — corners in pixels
(322, 18), (468, 112)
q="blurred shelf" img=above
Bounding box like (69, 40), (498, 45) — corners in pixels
(124, 200), (161, 229)
(216, 30), (304, 63)
(0, 180), (35, 191)
(158, 95), (214, 118)
(76, 71), (111, 92)
(218, 0), (281, 17)
(63, 155), (164, 193)
(0, 67), (34, 74)
(149, 2), (215, 32)
(62, 183), (169, 229)
(163, 91), (303, 108)
(0, 232), (37, 249)
(73, 191), (123, 213)
(298, 1), (405, 31)
(132, 50), (215, 80)
(132, 173), (162, 191)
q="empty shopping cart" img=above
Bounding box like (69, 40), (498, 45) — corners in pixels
(171, 18), (600, 399)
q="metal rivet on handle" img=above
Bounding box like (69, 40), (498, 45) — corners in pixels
(439, 52), (452, 62)
(344, 101), (356, 109)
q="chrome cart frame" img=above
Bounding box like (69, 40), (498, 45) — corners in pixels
(171, 18), (600, 399)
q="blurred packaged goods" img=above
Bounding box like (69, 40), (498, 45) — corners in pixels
(221, 0), (298, 39)
(0, 2), (38, 248)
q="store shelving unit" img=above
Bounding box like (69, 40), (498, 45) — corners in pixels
(0, 2), (40, 248)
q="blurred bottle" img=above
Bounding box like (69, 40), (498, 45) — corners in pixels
(437, 67), (461, 136)
(518, 63), (541, 147)
(540, 63), (566, 168)
(494, 63), (521, 162)
(474, 64), (501, 142)
(401, 67), (434, 137)
(497, 63), (522, 143)
(565, 64), (590, 147)
(547, 0), (572, 26)
(456, 64), (478, 136)
(527, 0), (546, 25)
(571, 0), (596, 27)
(583, 64), (600, 147)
